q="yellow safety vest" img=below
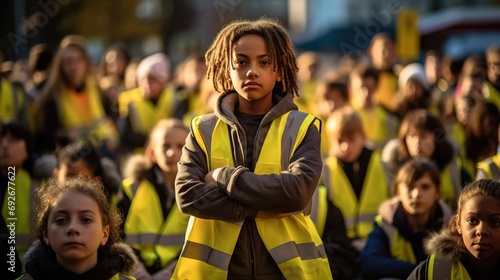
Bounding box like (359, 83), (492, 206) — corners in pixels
(2, 168), (36, 259)
(57, 79), (116, 143)
(440, 159), (462, 210)
(375, 215), (417, 264)
(477, 153), (500, 180)
(124, 178), (189, 268)
(356, 106), (398, 149)
(172, 110), (332, 280)
(296, 80), (317, 114)
(0, 79), (23, 121)
(310, 185), (328, 237)
(324, 151), (389, 240)
(374, 71), (398, 112)
(375, 200), (452, 265)
(118, 87), (175, 135)
(427, 254), (471, 280)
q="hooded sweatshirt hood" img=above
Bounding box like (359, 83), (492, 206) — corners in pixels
(21, 240), (138, 280)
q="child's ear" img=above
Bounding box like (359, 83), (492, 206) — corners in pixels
(101, 225), (110, 246)
(455, 215), (462, 234)
(43, 230), (50, 246)
(276, 75), (282, 82)
(145, 147), (156, 163)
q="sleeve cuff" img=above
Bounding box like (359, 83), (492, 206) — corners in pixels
(215, 166), (248, 196)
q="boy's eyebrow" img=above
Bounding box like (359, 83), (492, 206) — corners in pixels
(235, 53), (270, 59)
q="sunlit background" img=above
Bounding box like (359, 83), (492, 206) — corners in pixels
(1, 0), (500, 68)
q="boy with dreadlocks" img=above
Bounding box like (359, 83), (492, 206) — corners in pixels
(172, 18), (332, 279)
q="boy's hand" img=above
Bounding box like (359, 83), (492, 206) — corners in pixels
(204, 171), (217, 187)
(204, 168), (222, 187)
(256, 211), (292, 219)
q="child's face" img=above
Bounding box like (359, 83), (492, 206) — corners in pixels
(317, 87), (347, 119)
(150, 127), (188, 175)
(0, 133), (28, 168)
(45, 192), (109, 272)
(487, 53), (500, 83)
(139, 74), (165, 100)
(331, 131), (365, 162)
(349, 76), (377, 108)
(403, 79), (425, 101)
(397, 173), (440, 216)
(457, 194), (500, 262)
(62, 47), (87, 88)
(405, 128), (435, 160)
(230, 34), (280, 114)
(369, 39), (395, 70)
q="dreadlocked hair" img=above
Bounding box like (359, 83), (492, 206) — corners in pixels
(205, 18), (299, 97)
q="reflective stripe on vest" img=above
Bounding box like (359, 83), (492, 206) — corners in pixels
(173, 110), (332, 280)
(124, 178), (189, 268)
(121, 87), (175, 134)
(310, 185), (328, 237)
(1, 169), (36, 258)
(428, 254), (471, 280)
(477, 154), (500, 180)
(324, 151), (389, 239)
(375, 216), (417, 264)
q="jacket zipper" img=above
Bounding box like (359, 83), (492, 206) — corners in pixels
(247, 221), (256, 280)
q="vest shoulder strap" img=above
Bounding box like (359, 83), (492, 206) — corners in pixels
(488, 159), (500, 179)
(429, 255), (453, 280)
(191, 113), (218, 169)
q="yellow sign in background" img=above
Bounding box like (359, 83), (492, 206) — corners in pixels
(397, 9), (420, 62)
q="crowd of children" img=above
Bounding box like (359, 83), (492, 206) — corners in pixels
(1, 16), (500, 279)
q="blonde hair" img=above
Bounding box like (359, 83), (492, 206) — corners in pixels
(325, 106), (364, 144)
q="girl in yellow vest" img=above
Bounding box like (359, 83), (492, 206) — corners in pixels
(349, 63), (399, 150)
(118, 53), (176, 156)
(368, 33), (398, 113)
(323, 107), (390, 253)
(359, 159), (452, 279)
(394, 63), (440, 119)
(381, 109), (469, 210)
(0, 121), (38, 261)
(17, 177), (137, 280)
(173, 19), (331, 279)
(408, 179), (500, 280)
(34, 35), (117, 155)
(121, 119), (190, 280)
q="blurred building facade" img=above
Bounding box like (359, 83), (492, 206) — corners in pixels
(1, 0), (499, 64)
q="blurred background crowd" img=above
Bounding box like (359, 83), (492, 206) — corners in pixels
(1, 0), (500, 279)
